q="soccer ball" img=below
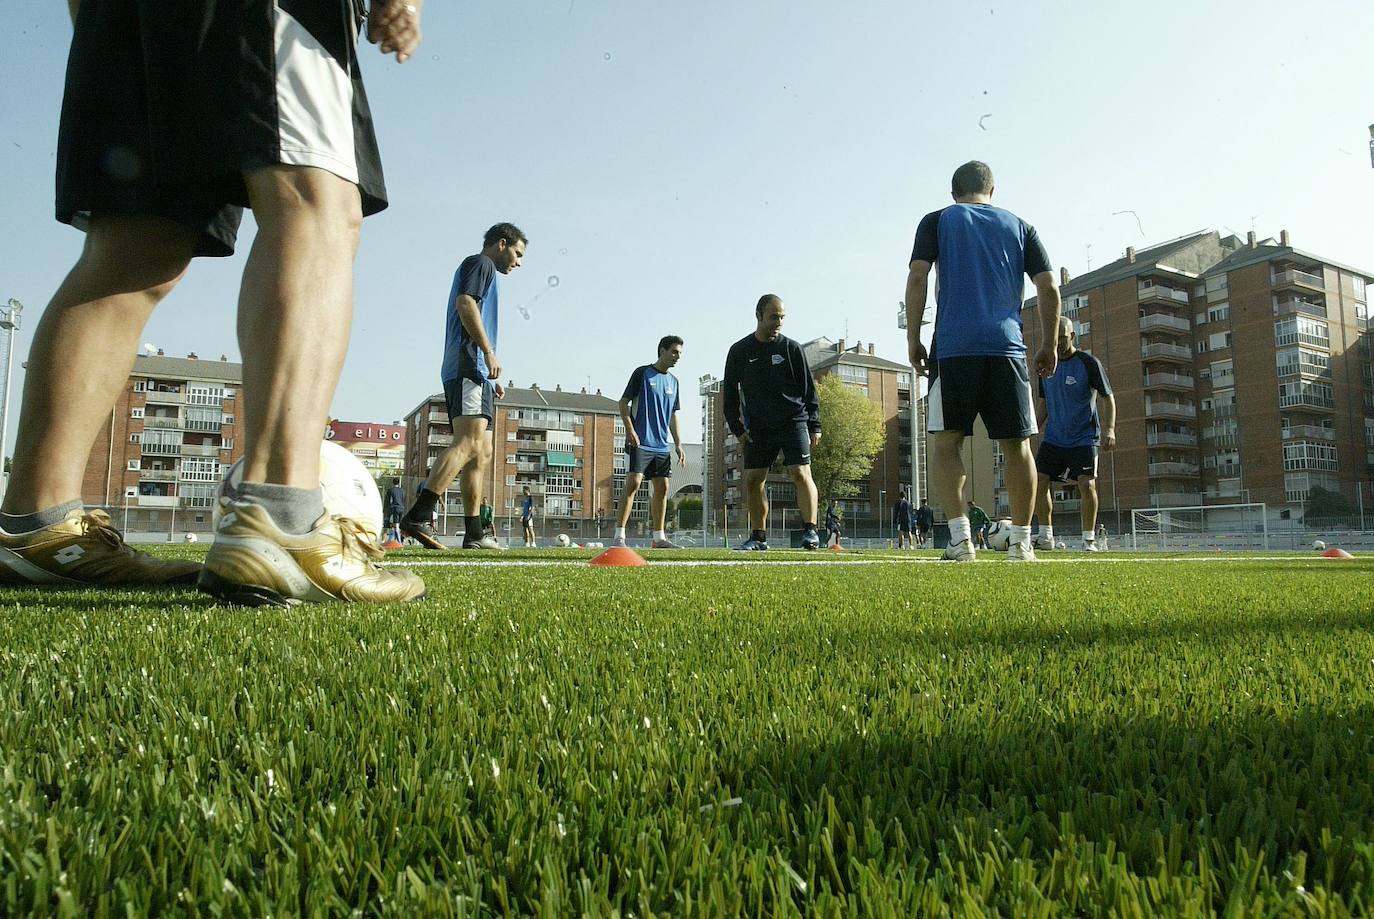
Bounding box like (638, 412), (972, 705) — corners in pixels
(556, 533), (572, 547)
(984, 519), (1013, 551)
(213, 440), (383, 542)
(183, 532), (198, 543)
(1313, 539), (1326, 552)
(1056, 540), (1067, 550)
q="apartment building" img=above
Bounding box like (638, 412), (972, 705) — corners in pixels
(326, 420), (406, 478)
(1010, 229), (1372, 525)
(86, 352), (244, 532)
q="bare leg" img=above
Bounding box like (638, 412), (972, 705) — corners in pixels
(616, 472), (644, 529)
(744, 468), (769, 531)
(998, 437), (1036, 527)
(787, 464), (819, 525)
(927, 432), (967, 522)
(424, 417), (489, 502)
(238, 166), (362, 488)
(650, 477), (668, 532)
(1034, 473), (1054, 529)
(3, 217), (194, 514)
(1079, 477), (1099, 534)
(458, 433), (492, 511)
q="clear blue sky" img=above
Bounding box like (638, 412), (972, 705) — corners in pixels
(2, 0), (1371, 445)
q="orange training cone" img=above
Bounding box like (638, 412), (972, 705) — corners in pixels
(1322, 547), (1354, 559)
(829, 542), (842, 552)
(589, 546), (648, 567)
(381, 539), (403, 549)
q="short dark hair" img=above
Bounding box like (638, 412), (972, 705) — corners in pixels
(657, 335), (684, 354)
(951, 161), (994, 197)
(755, 293), (783, 318)
(483, 222), (527, 248)
(392, 477), (400, 486)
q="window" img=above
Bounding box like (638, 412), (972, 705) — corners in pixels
(1206, 275), (1228, 293)
(1353, 276), (1366, 302)
(133, 381), (146, 393)
(129, 433), (141, 444)
(127, 459), (140, 470)
(222, 415), (234, 425)
(1207, 331), (1231, 351)
(1283, 442), (1338, 472)
(130, 407), (144, 419)
(1075, 320), (1091, 336)
(1209, 360), (1233, 385)
(124, 486), (138, 498)
(1207, 303), (1230, 323)
(1274, 316), (1329, 348)
(1276, 347), (1330, 378)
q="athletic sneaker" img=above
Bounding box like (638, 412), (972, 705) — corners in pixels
(463, 534), (503, 550)
(1031, 535), (1055, 551)
(1007, 542), (1037, 562)
(199, 503), (426, 606)
(650, 538), (681, 549)
(800, 527), (821, 550)
(737, 536), (769, 551)
(0, 508), (200, 587)
(941, 539), (976, 562)
(611, 536), (628, 548)
(399, 516), (445, 550)
(1083, 541), (1103, 553)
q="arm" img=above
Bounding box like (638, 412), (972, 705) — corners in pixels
(1034, 377), (1047, 430)
(670, 412), (686, 465)
(1031, 272), (1061, 379)
(455, 294), (501, 380)
(367, 0), (424, 63)
(1100, 394), (1117, 450)
(905, 261), (932, 373)
(618, 398), (639, 449)
(797, 344), (821, 444)
(722, 347), (747, 439)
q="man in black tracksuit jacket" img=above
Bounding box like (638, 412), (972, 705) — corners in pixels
(722, 294), (822, 550)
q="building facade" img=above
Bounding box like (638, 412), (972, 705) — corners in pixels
(85, 352), (245, 532)
(326, 420), (407, 480)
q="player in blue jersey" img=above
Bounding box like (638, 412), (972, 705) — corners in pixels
(722, 295), (823, 551)
(520, 486), (536, 548)
(403, 222), (526, 550)
(905, 161), (1062, 562)
(1032, 316), (1116, 552)
(613, 337), (687, 548)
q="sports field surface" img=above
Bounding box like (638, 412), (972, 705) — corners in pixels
(2, 548), (1371, 916)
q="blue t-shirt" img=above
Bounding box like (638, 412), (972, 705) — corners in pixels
(441, 254), (499, 384)
(1038, 350), (1112, 448)
(620, 365), (680, 454)
(910, 203), (1052, 360)
(520, 496), (534, 522)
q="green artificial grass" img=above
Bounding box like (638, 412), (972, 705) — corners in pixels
(1, 552), (1371, 916)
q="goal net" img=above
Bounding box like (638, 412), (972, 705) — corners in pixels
(1129, 502), (1269, 551)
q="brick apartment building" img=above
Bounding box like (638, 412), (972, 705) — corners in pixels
(84, 352), (245, 532)
(404, 383), (691, 538)
(990, 228), (1373, 527)
(701, 337), (925, 536)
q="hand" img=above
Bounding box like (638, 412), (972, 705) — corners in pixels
(367, 0), (423, 63)
(810, 431), (821, 447)
(483, 350), (502, 382)
(1034, 347), (1057, 379)
(676, 445), (686, 466)
(626, 429), (640, 450)
(738, 431), (752, 447)
(1102, 431), (1116, 451)
(908, 339), (928, 376)
(494, 382), (506, 399)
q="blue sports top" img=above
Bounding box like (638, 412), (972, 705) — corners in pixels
(910, 203), (1052, 359)
(1038, 350), (1112, 448)
(620, 365), (681, 454)
(442, 253), (499, 384)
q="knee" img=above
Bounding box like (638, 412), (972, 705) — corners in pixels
(247, 167), (364, 242)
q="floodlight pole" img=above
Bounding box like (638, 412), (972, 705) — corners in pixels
(0, 299), (24, 502)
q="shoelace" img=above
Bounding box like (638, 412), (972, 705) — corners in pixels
(79, 510), (136, 555)
(334, 516), (384, 562)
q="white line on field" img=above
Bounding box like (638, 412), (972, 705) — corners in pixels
(387, 554), (1344, 568)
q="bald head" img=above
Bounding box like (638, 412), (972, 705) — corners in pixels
(1056, 315), (1077, 357)
(754, 294), (785, 341)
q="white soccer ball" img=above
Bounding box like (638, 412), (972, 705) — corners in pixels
(556, 533), (572, 547)
(1313, 539), (1326, 552)
(213, 440), (383, 541)
(984, 519), (1013, 551)
(1056, 540), (1067, 550)
(183, 532), (199, 543)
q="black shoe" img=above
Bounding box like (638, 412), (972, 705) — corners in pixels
(801, 527), (821, 550)
(399, 517), (445, 550)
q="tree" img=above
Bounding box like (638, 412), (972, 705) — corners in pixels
(676, 495), (703, 529)
(810, 374), (886, 511)
(1305, 486), (1358, 524)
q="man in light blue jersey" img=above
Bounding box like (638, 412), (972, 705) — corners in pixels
(403, 222), (526, 550)
(1032, 316), (1116, 552)
(905, 161), (1061, 563)
(614, 336), (687, 548)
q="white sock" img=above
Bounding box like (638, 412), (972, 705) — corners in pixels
(1041, 526), (1054, 543)
(1011, 524), (1030, 548)
(1083, 531), (1095, 544)
(653, 530), (666, 541)
(614, 526), (626, 539)
(949, 516), (971, 545)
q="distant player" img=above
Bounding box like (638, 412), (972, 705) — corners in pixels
(479, 497), (494, 537)
(825, 503), (842, 547)
(614, 336), (688, 548)
(520, 486), (536, 548)
(403, 223), (526, 550)
(1032, 316), (1116, 552)
(893, 490), (914, 548)
(966, 500), (991, 549)
(915, 500), (933, 548)
(722, 295), (823, 550)
(384, 478), (405, 544)
(905, 161), (1061, 562)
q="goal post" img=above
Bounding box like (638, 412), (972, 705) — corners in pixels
(1130, 502), (1269, 551)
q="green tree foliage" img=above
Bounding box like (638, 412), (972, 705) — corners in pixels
(809, 374), (886, 510)
(676, 495), (703, 529)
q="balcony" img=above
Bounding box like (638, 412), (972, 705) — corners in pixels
(184, 419), (222, 433)
(1282, 424), (1335, 441)
(1272, 296), (1326, 319)
(428, 433), (453, 447)
(136, 495), (177, 507)
(1146, 493), (1203, 508)
(1147, 431), (1198, 447)
(143, 390), (186, 405)
(1271, 268), (1325, 292)
(139, 469), (177, 482)
(180, 443), (223, 457)
(1278, 392), (1335, 412)
(1138, 285), (1191, 304)
(514, 418), (576, 432)
(514, 438), (548, 450)
(427, 411), (449, 424)
(142, 443), (182, 456)
(1146, 401), (1197, 420)
(1148, 462), (1200, 478)
(1142, 371), (1195, 391)
(1139, 313), (1191, 335)
(143, 416), (182, 430)
(1140, 342), (1192, 363)
(514, 461), (542, 473)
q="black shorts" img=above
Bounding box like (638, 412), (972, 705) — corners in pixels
(927, 356), (1036, 440)
(1036, 442), (1098, 483)
(385, 509), (404, 527)
(626, 446), (673, 479)
(897, 522), (912, 533)
(444, 378), (495, 425)
(56, 0), (386, 258)
(744, 424), (812, 470)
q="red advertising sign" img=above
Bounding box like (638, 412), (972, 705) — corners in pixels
(326, 421), (406, 446)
